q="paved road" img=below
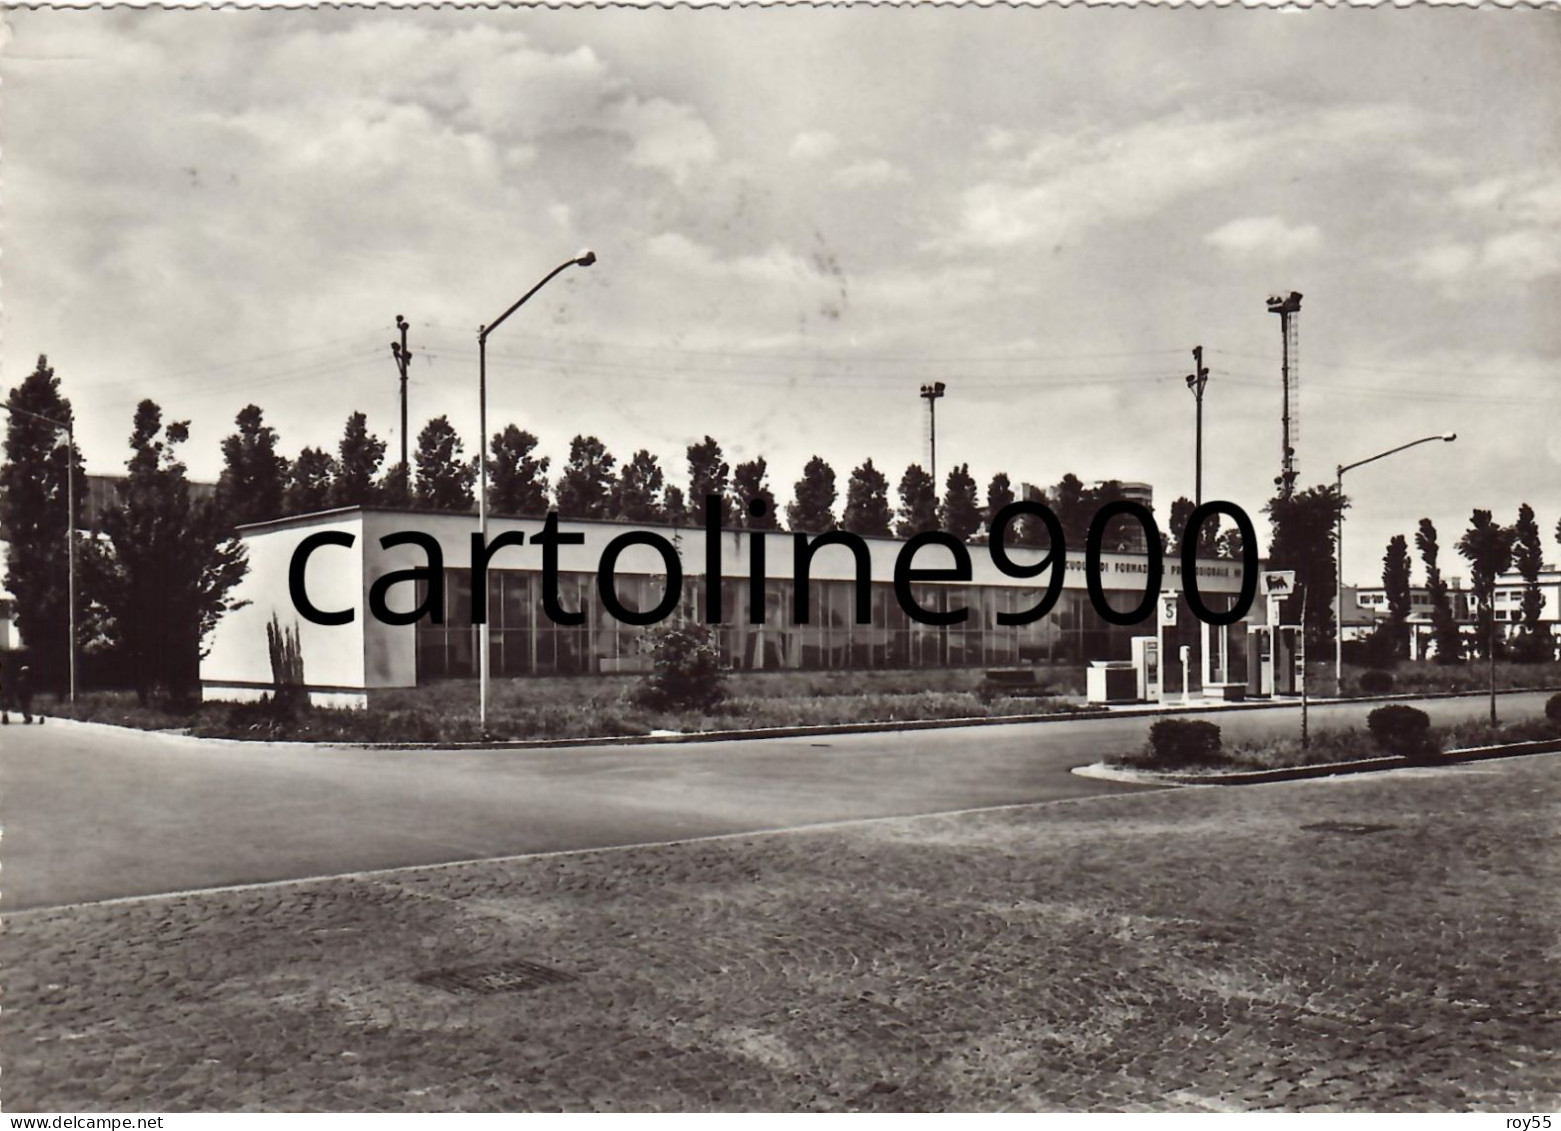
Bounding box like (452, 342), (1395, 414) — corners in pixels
(0, 691), (1549, 910)
(4, 753), (1557, 1111)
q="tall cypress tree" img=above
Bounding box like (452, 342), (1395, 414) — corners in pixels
(414, 416), (477, 512)
(488, 425), (551, 517)
(985, 472), (1015, 526)
(787, 456), (837, 533)
(1416, 517), (1461, 663)
(284, 447), (337, 516)
(215, 404), (289, 527)
(941, 463), (983, 543)
(1381, 533), (1413, 662)
(1457, 509), (1516, 724)
(895, 463), (938, 539)
(686, 436), (733, 526)
(0, 356), (84, 692)
(555, 435), (617, 520)
(843, 459), (892, 538)
(614, 450), (666, 523)
(331, 412), (386, 508)
(732, 457), (779, 530)
(98, 401), (247, 706)
(1264, 484), (1349, 656)
(1512, 503), (1550, 662)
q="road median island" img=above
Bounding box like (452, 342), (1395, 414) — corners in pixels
(1083, 727), (1561, 787)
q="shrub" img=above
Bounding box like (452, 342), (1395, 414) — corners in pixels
(1146, 719), (1222, 766)
(1546, 692), (1561, 730)
(1357, 669), (1395, 696)
(632, 624), (727, 713)
(1367, 704), (1437, 760)
(266, 614), (308, 717)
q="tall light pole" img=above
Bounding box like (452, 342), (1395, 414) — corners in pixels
(1267, 291), (1302, 500)
(1335, 432), (1457, 693)
(919, 381), (946, 486)
(0, 402), (77, 702)
(391, 314), (412, 480)
(476, 250), (596, 731)
(1185, 345), (1209, 505)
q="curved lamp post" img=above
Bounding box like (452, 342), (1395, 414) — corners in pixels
(1335, 432), (1457, 692)
(0, 402), (76, 702)
(477, 250), (596, 730)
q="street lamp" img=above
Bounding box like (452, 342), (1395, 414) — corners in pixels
(1335, 432), (1457, 693)
(476, 250), (596, 731)
(0, 402), (77, 702)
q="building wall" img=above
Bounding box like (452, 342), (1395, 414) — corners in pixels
(203, 506), (1255, 702)
(201, 511), (368, 707)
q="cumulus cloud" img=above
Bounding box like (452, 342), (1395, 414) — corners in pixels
(1413, 243), (1479, 282)
(932, 104), (1421, 254)
(608, 96), (718, 184)
(833, 158), (910, 189)
(1480, 230), (1561, 282)
(979, 126), (1019, 155)
(789, 130), (840, 161)
(1416, 168), (1561, 284)
(1206, 216), (1322, 261)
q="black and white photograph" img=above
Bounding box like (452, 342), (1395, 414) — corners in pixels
(1, 1), (1558, 1114)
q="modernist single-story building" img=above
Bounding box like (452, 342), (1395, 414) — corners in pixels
(201, 506), (1264, 708)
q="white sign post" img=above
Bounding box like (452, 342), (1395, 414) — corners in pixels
(1155, 592), (1177, 704)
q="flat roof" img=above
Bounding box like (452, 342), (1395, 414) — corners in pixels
(235, 504), (1242, 565)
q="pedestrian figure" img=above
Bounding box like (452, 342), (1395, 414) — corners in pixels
(1, 658), (37, 725)
(17, 663), (36, 724)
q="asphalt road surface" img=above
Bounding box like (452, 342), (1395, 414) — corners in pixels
(0, 691), (1548, 910)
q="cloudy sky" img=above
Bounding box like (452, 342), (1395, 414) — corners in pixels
(2, 7), (1557, 585)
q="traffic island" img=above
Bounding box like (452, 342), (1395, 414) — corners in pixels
(1080, 736), (1561, 787)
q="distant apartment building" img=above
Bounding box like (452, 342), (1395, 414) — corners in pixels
(1348, 564), (1560, 660)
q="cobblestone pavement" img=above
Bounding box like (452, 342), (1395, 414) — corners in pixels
(3, 756), (1559, 1112)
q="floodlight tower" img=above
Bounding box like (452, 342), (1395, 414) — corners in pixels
(1267, 291), (1303, 499)
(920, 381), (946, 486)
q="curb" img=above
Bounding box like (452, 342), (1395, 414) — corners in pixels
(39, 685), (1561, 752)
(1075, 737), (1561, 787)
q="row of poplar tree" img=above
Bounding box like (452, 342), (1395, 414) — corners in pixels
(206, 395), (1233, 554)
(1368, 509), (1556, 665)
(1262, 485), (1559, 667)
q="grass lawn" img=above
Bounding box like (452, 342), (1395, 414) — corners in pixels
(43, 664), (1096, 744)
(1322, 659), (1561, 699)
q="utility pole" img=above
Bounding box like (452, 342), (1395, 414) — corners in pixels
(920, 381), (946, 487)
(1266, 292), (1302, 499)
(1185, 345), (1209, 506)
(391, 315), (412, 476)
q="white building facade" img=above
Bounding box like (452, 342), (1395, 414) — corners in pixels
(201, 506), (1259, 708)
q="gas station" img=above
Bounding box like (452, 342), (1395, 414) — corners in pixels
(1089, 568), (1302, 707)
